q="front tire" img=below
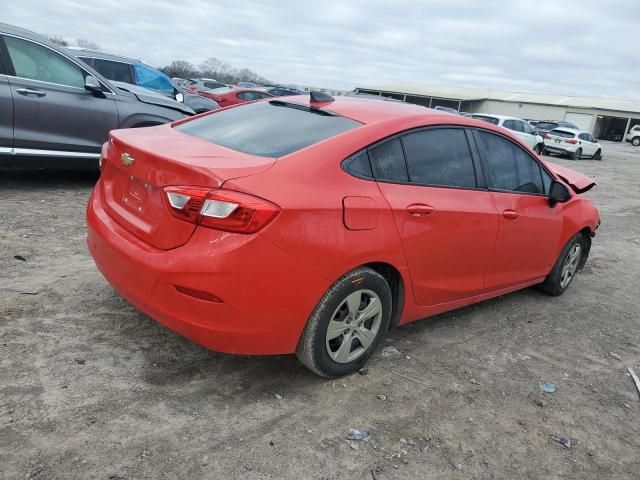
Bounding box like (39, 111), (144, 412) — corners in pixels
(632, 137), (640, 147)
(594, 149), (602, 160)
(534, 143), (543, 154)
(296, 267), (392, 377)
(538, 234), (584, 296)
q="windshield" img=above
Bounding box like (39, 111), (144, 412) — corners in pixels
(133, 63), (175, 96)
(175, 101), (361, 157)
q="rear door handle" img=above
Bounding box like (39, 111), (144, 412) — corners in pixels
(16, 88), (46, 98)
(407, 203), (435, 217)
(502, 209), (519, 220)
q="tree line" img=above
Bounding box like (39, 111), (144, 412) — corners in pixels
(161, 58), (271, 85)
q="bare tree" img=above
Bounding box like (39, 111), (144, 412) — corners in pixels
(47, 34), (68, 46)
(199, 57), (231, 79)
(161, 60), (197, 79)
(76, 38), (101, 50)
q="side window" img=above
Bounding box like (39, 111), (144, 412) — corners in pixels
(401, 128), (476, 188)
(92, 59), (133, 84)
(133, 63), (174, 95)
(588, 134), (596, 142)
(4, 36), (85, 88)
(368, 138), (408, 182)
(476, 131), (546, 194)
(522, 122), (535, 135)
(578, 133), (587, 141)
(237, 92), (250, 100)
(343, 151), (373, 178)
(503, 119), (517, 131)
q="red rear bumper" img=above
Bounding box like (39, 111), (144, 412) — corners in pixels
(86, 183), (329, 355)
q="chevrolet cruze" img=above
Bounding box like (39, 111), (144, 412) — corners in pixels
(87, 93), (600, 377)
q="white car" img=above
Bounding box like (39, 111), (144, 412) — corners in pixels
(625, 125), (640, 146)
(471, 114), (544, 153)
(543, 128), (602, 160)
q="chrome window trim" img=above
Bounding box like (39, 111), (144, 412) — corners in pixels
(0, 147), (99, 159)
(1, 33), (116, 94)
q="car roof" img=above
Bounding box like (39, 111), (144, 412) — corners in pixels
(67, 46), (142, 64)
(276, 95), (502, 127)
(472, 113), (524, 122)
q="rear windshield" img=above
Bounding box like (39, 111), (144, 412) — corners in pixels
(550, 129), (576, 138)
(472, 115), (499, 125)
(535, 122), (558, 130)
(175, 101), (361, 157)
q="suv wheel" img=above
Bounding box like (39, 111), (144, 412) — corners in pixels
(632, 137), (640, 147)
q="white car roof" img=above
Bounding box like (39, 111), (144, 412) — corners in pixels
(473, 113), (527, 122)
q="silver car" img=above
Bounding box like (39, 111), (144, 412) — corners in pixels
(0, 23), (193, 165)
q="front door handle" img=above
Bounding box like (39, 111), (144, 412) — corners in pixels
(502, 209), (519, 220)
(407, 203), (435, 217)
(16, 88), (46, 98)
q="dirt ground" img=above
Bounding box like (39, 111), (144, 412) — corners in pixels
(1, 142), (639, 480)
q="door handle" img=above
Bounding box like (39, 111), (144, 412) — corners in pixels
(407, 203), (435, 217)
(16, 88), (46, 98)
(502, 209), (519, 220)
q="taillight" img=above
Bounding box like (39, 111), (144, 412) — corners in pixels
(544, 134), (550, 139)
(566, 139), (578, 144)
(163, 187), (279, 234)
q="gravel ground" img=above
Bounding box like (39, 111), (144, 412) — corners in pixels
(1, 142), (639, 480)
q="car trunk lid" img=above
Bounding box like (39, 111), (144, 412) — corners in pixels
(99, 125), (275, 249)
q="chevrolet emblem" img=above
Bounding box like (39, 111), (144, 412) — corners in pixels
(121, 152), (135, 166)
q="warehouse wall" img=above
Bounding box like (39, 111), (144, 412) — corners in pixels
(472, 100), (572, 123)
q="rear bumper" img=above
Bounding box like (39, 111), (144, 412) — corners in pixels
(544, 142), (577, 155)
(86, 183), (329, 355)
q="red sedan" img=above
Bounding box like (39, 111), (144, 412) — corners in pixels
(197, 86), (273, 107)
(87, 94), (600, 377)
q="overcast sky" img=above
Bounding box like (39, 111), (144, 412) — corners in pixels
(4, 0), (638, 99)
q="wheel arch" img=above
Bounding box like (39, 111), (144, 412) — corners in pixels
(362, 262), (406, 330)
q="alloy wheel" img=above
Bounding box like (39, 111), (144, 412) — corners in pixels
(325, 289), (383, 364)
(560, 243), (581, 289)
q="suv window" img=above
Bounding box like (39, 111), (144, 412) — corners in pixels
(476, 131), (548, 194)
(522, 121), (535, 135)
(175, 101), (361, 157)
(4, 36), (85, 88)
(238, 91), (270, 100)
(550, 129), (575, 139)
(401, 128), (476, 188)
(503, 119), (518, 131)
(133, 63), (174, 95)
(368, 138), (408, 182)
(92, 58), (133, 84)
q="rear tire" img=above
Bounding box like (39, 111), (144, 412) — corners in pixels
(534, 143), (543, 154)
(569, 148), (582, 160)
(296, 267), (392, 377)
(538, 234), (584, 296)
(594, 149), (602, 161)
(632, 137), (640, 147)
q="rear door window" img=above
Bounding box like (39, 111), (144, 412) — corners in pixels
(368, 138), (408, 182)
(175, 101), (361, 157)
(92, 58), (134, 84)
(476, 131), (546, 194)
(401, 128), (476, 188)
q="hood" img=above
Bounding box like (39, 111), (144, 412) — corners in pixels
(112, 81), (195, 116)
(543, 161), (596, 194)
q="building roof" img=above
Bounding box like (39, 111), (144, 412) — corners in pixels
(357, 83), (640, 115)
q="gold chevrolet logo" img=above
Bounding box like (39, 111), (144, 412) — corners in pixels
(121, 152), (135, 166)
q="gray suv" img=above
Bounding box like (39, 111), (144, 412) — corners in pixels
(0, 23), (193, 164)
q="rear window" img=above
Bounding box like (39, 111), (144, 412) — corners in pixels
(535, 122), (558, 130)
(550, 129), (576, 138)
(472, 115), (500, 125)
(175, 101), (361, 157)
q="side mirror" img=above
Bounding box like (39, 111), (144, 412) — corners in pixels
(549, 180), (571, 207)
(175, 92), (184, 103)
(84, 75), (104, 97)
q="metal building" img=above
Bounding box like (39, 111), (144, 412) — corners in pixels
(355, 84), (640, 142)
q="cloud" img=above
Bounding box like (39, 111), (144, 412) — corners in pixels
(3, 0), (638, 98)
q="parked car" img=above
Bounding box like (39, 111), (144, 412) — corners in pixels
(183, 78), (229, 93)
(266, 86), (305, 97)
(534, 120), (579, 138)
(543, 128), (602, 160)
(0, 23), (192, 164)
(625, 125), (640, 146)
(433, 105), (459, 114)
(471, 114), (544, 153)
(87, 93), (600, 377)
(199, 86), (274, 107)
(68, 48), (219, 113)
(236, 81), (258, 88)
